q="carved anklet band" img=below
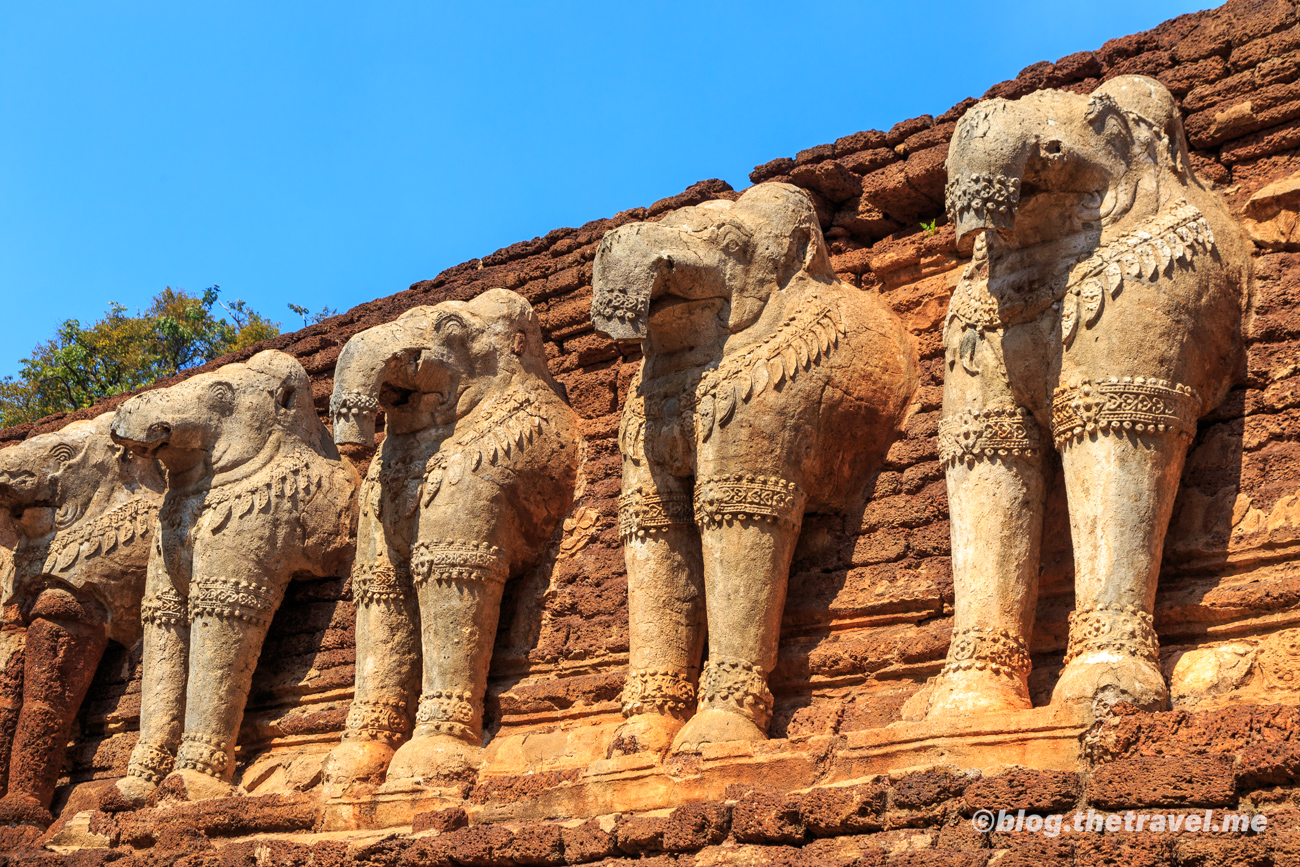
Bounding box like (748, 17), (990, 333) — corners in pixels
(410, 541), (506, 588)
(945, 172), (1021, 227)
(140, 588), (187, 628)
(618, 488), (694, 541)
(1064, 604), (1159, 666)
(621, 668), (696, 718)
(939, 405), (1043, 468)
(698, 656), (774, 729)
(1052, 378), (1197, 449)
(175, 732), (229, 779)
(352, 563), (410, 606)
(343, 697), (410, 743)
(126, 741), (174, 784)
(330, 391), (380, 423)
(694, 475), (805, 530)
(941, 626), (1031, 680)
(415, 689), (479, 742)
(189, 578), (279, 627)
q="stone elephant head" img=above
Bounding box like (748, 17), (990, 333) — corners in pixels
(946, 74), (1195, 253)
(0, 414), (161, 549)
(591, 184), (834, 346)
(331, 287), (558, 446)
(0, 414), (163, 826)
(111, 350), (335, 477)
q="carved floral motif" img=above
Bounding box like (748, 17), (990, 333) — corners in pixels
(938, 405), (1043, 468)
(1052, 378), (1198, 448)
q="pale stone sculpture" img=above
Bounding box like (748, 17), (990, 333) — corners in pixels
(106, 350), (357, 805)
(591, 183), (918, 753)
(322, 288), (579, 791)
(0, 415), (162, 825)
(918, 76), (1250, 719)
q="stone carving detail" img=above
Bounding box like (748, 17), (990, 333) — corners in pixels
(938, 405), (1043, 468)
(592, 183), (917, 754)
(322, 289), (579, 794)
(697, 657), (774, 730)
(107, 350), (358, 806)
(0, 414), (163, 826)
(618, 489), (693, 540)
(1063, 605), (1160, 667)
(940, 627), (1032, 681)
(917, 76), (1250, 721)
(621, 669), (696, 718)
(1051, 378), (1198, 448)
(693, 475), (805, 529)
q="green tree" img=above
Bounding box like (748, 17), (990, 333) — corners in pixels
(0, 286), (280, 427)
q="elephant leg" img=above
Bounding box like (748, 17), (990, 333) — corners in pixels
(610, 466), (703, 758)
(0, 616), (27, 798)
(1050, 378), (1196, 714)
(382, 561), (505, 786)
(164, 569), (285, 801)
(924, 405), (1046, 719)
(0, 591), (108, 827)
(671, 473), (807, 752)
(323, 561), (419, 795)
(109, 567), (188, 809)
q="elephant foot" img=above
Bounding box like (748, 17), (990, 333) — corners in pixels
(157, 768), (238, 803)
(923, 669), (1031, 720)
(1051, 653), (1167, 716)
(381, 734), (481, 788)
(100, 774), (157, 812)
(608, 713), (684, 758)
(671, 709), (765, 753)
(0, 792), (53, 828)
(323, 738), (397, 797)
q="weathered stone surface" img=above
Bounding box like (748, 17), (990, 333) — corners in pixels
(105, 350), (359, 806)
(3, 6), (1300, 866)
(592, 183), (917, 755)
(324, 289), (580, 792)
(918, 76), (1252, 723)
(0, 414), (163, 827)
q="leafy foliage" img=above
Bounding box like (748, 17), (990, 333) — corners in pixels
(288, 303), (338, 328)
(0, 287), (280, 427)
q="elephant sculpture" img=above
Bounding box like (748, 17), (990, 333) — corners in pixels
(0, 414), (163, 826)
(322, 288), (579, 791)
(106, 350), (357, 805)
(915, 76), (1250, 720)
(591, 182), (917, 753)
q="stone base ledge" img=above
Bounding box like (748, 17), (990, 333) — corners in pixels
(323, 704), (1090, 831)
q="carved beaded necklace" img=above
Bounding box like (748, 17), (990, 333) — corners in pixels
(945, 198), (1217, 352)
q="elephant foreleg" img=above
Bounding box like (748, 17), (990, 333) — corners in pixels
(671, 473), (806, 752)
(111, 567), (188, 809)
(0, 615), (27, 798)
(923, 405), (1046, 719)
(323, 559), (419, 795)
(610, 468), (703, 758)
(1051, 378), (1196, 713)
(168, 571), (285, 800)
(0, 590), (107, 827)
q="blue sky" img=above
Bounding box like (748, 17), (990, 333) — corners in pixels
(0, 2), (1210, 379)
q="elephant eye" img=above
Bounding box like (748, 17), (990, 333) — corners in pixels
(434, 312), (469, 339)
(47, 442), (76, 464)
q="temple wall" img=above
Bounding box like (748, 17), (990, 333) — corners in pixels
(5, 1), (1300, 862)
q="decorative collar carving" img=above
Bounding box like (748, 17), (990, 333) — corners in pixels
(419, 390), (551, 506)
(621, 296), (846, 463)
(945, 198), (1217, 346)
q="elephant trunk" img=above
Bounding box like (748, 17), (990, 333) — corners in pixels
(591, 223), (684, 344)
(0, 448), (42, 511)
(331, 321), (423, 447)
(109, 394), (175, 457)
(944, 112), (1035, 252)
